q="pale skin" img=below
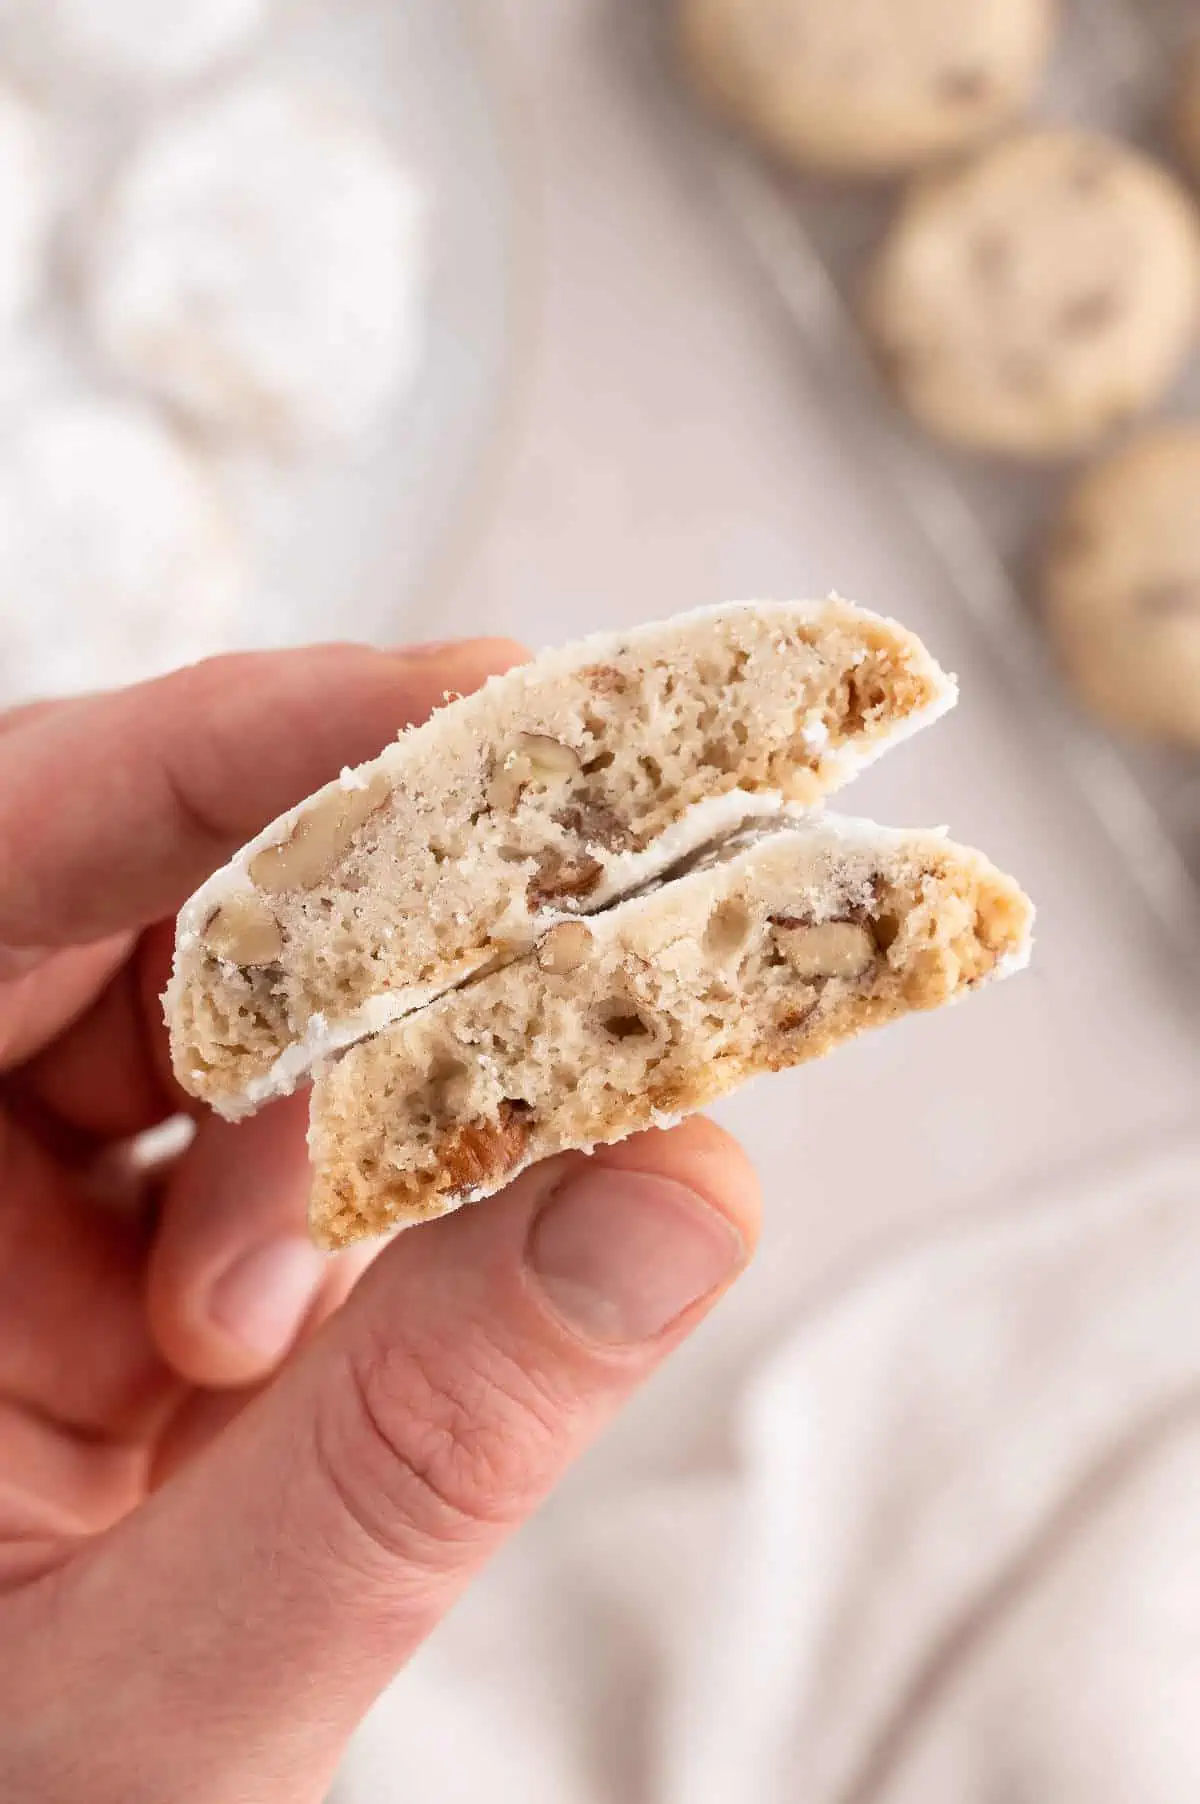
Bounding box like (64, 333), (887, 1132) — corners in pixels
(0, 640), (762, 1802)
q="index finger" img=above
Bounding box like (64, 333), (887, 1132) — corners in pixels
(0, 639), (526, 955)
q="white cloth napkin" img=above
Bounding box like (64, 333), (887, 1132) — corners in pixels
(335, 1136), (1200, 1804)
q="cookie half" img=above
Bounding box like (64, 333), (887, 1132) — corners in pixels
(309, 813), (1032, 1247)
(167, 599), (955, 1116)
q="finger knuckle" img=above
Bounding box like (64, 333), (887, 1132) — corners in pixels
(314, 1327), (568, 1567)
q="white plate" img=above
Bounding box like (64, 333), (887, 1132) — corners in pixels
(230, 0), (529, 651)
(0, 0), (528, 692)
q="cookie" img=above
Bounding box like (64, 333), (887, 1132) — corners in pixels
(1042, 426), (1200, 745)
(864, 131), (1200, 458)
(0, 397), (245, 700)
(26, 0), (268, 84)
(309, 813), (1032, 1245)
(1173, 40), (1200, 189)
(87, 83), (427, 448)
(166, 599), (956, 1116)
(678, 0), (1055, 178)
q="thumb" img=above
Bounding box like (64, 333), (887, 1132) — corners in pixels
(46, 1123), (759, 1803)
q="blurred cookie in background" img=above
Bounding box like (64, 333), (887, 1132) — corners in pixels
(863, 131), (1200, 459)
(677, 0), (1055, 178)
(1042, 425), (1200, 747)
(86, 82), (428, 451)
(0, 82), (49, 334)
(6, 0), (269, 87)
(1172, 39), (1200, 190)
(0, 396), (247, 698)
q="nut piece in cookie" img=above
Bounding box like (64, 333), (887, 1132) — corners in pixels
(203, 893), (283, 966)
(771, 917), (876, 979)
(249, 775), (392, 893)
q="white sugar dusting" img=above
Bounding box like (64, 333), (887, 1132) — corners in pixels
(0, 396), (246, 697)
(34, 0), (268, 83)
(88, 82), (429, 448)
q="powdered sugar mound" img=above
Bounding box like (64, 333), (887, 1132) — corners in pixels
(87, 82), (428, 449)
(0, 396), (246, 697)
(34, 0), (268, 84)
(0, 84), (49, 334)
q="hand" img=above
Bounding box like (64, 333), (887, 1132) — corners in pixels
(0, 643), (761, 1803)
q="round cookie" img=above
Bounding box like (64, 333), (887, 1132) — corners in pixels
(678, 0), (1055, 177)
(1173, 40), (1200, 189)
(25, 0), (268, 85)
(87, 82), (427, 449)
(1042, 426), (1200, 745)
(0, 396), (246, 700)
(864, 131), (1200, 458)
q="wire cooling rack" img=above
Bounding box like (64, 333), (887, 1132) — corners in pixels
(632, 0), (1200, 972)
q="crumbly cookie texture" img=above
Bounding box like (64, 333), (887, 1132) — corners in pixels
(864, 130), (1200, 459)
(679, 0), (1054, 177)
(166, 599), (955, 1115)
(309, 814), (1033, 1247)
(1042, 426), (1200, 746)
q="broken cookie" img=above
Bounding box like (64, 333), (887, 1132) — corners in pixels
(167, 598), (955, 1116)
(165, 598), (1030, 1249)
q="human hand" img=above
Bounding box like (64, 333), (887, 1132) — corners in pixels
(0, 642), (761, 1802)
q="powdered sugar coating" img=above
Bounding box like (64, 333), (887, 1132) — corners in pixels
(0, 396), (246, 698)
(32, 0), (268, 84)
(88, 82), (428, 448)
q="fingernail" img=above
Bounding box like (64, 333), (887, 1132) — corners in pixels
(205, 1238), (327, 1360)
(527, 1171), (744, 1344)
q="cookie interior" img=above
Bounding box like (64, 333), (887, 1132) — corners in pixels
(309, 816), (1031, 1246)
(169, 601), (952, 1114)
